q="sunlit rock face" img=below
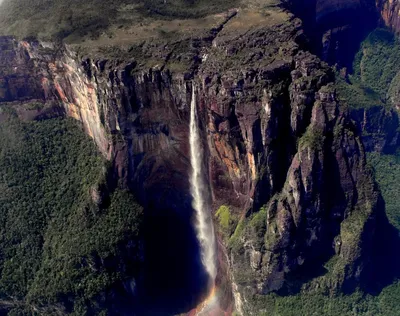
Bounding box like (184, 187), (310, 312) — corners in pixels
(378, 0), (398, 30)
(0, 37), (193, 207)
(377, 0), (400, 32)
(0, 37), (109, 155)
(0, 36), (212, 314)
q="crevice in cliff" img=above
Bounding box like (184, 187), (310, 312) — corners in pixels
(185, 10), (238, 78)
(253, 86), (296, 211)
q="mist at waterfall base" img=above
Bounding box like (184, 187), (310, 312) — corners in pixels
(128, 204), (210, 315)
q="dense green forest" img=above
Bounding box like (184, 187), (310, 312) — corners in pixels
(0, 114), (143, 315)
(337, 28), (400, 109)
(368, 152), (400, 230)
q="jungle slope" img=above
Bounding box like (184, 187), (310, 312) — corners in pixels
(0, 108), (143, 315)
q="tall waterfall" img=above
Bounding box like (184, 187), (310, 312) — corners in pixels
(189, 85), (217, 283)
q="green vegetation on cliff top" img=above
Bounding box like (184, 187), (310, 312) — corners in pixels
(0, 0), (239, 41)
(352, 29), (400, 98)
(0, 114), (143, 314)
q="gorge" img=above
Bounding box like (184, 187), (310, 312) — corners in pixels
(0, 0), (400, 315)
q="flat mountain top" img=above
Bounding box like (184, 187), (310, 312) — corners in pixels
(0, 0), (285, 47)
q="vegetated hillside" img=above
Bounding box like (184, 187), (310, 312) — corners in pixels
(336, 28), (400, 109)
(368, 152), (400, 231)
(0, 109), (143, 315)
(0, 0), (239, 41)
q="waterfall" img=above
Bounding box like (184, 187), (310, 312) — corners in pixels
(189, 85), (217, 283)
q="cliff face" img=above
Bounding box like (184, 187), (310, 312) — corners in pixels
(231, 82), (382, 312)
(351, 106), (400, 153)
(378, 0), (400, 32)
(0, 37), (109, 155)
(0, 10), (302, 220)
(0, 3), (390, 315)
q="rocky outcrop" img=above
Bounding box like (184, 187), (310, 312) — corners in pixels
(378, 0), (400, 32)
(231, 82), (381, 311)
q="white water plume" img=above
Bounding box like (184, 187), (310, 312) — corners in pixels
(189, 84), (217, 282)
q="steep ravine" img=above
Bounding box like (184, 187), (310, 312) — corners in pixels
(285, 0), (378, 67)
(287, 0), (400, 67)
(0, 1), (399, 315)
